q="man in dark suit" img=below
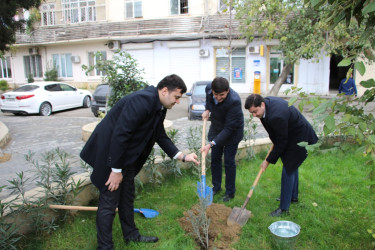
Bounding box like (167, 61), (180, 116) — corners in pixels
(244, 94), (318, 217)
(201, 77), (244, 202)
(80, 74), (199, 249)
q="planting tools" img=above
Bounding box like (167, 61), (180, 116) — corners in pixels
(197, 117), (213, 206)
(227, 145), (274, 227)
(48, 204), (159, 218)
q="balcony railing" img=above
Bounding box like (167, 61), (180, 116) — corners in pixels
(15, 14), (240, 45)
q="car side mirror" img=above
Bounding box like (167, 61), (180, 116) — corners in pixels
(186, 92), (192, 96)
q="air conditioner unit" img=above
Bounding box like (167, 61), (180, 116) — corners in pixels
(71, 56), (81, 63)
(199, 49), (209, 57)
(108, 41), (120, 51)
(249, 46), (260, 54)
(29, 47), (39, 55)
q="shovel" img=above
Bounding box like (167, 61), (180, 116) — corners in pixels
(48, 204), (159, 218)
(197, 117), (213, 206)
(227, 145), (274, 227)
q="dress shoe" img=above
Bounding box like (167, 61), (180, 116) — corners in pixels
(270, 208), (289, 217)
(212, 189), (221, 196)
(125, 235), (159, 244)
(276, 197), (299, 203)
(223, 194), (235, 202)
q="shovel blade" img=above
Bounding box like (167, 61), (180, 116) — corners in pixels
(227, 206), (252, 227)
(197, 181), (213, 206)
(134, 208), (159, 218)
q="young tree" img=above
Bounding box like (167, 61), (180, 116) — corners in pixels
(82, 50), (148, 108)
(0, 0), (41, 52)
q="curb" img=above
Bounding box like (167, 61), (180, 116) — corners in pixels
(0, 121), (10, 149)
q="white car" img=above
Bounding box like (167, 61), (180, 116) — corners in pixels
(0, 82), (92, 116)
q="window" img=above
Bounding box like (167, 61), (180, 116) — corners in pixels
(41, 3), (56, 26)
(171, 0), (188, 15)
(270, 51), (294, 84)
(125, 0), (142, 18)
(23, 55), (43, 78)
(52, 54), (73, 78)
(216, 48), (246, 84)
(88, 51), (107, 77)
(62, 0), (96, 23)
(0, 56), (12, 79)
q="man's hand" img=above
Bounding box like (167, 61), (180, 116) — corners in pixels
(183, 153), (200, 165)
(260, 160), (270, 172)
(202, 110), (210, 120)
(200, 143), (211, 156)
(105, 171), (123, 192)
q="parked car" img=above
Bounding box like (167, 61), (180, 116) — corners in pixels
(91, 83), (112, 117)
(0, 82), (92, 116)
(186, 81), (210, 120)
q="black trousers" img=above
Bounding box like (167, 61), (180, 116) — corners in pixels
(96, 164), (142, 250)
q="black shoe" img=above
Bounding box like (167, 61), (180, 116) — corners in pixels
(125, 235), (159, 244)
(276, 197), (299, 203)
(212, 189), (221, 196)
(270, 208), (289, 217)
(223, 194), (235, 202)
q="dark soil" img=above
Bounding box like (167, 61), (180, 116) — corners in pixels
(179, 203), (242, 249)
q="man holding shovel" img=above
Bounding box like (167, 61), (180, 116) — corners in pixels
(244, 94), (318, 217)
(201, 77), (244, 202)
(80, 74), (199, 249)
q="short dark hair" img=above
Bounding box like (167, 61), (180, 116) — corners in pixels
(157, 74), (187, 94)
(211, 77), (229, 93)
(244, 94), (264, 109)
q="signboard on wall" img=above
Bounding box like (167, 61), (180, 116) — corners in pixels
(233, 67), (242, 80)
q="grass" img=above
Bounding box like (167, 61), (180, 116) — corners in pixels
(18, 145), (375, 249)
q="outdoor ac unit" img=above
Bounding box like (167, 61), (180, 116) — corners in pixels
(199, 49), (209, 57)
(71, 56), (81, 63)
(249, 46), (260, 54)
(108, 41), (120, 50)
(29, 47), (39, 55)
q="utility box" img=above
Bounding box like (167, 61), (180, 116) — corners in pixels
(254, 71), (261, 94)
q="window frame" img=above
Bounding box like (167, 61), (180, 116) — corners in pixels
(0, 56), (12, 79)
(62, 0), (96, 24)
(41, 3), (56, 26)
(170, 0), (188, 15)
(125, 0), (143, 18)
(269, 51), (294, 85)
(23, 55), (43, 78)
(52, 53), (73, 78)
(88, 51), (107, 77)
(215, 47), (246, 84)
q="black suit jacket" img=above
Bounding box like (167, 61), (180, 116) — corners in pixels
(205, 84), (244, 146)
(262, 97), (318, 172)
(80, 86), (179, 190)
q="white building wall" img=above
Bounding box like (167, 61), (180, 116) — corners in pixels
(298, 52), (330, 95)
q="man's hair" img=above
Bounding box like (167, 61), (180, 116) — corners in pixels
(244, 94), (264, 109)
(211, 77), (229, 93)
(157, 74), (187, 94)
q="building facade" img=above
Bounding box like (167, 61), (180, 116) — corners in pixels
(2, 0), (333, 95)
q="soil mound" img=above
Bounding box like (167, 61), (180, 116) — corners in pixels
(179, 203), (242, 249)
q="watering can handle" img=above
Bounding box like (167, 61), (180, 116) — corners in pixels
(201, 117), (207, 175)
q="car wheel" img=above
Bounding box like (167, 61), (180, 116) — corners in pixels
(39, 102), (52, 116)
(83, 96), (91, 108)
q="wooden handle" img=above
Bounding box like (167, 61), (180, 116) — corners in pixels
(241, 144), (274, 209)
(49, 204), (118, 212)
(201, 117), (207, 175)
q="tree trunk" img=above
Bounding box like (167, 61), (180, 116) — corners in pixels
(267, 64), (293, 96)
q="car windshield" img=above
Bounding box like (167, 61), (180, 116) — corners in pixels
(14, 85), (39, 92)
(193, 84), (206, 96)
(94, 85), (110, 96)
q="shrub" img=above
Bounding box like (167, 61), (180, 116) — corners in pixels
(0, 80), (8, 91)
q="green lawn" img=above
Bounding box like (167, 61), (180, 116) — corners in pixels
(18, 145), (375, 249)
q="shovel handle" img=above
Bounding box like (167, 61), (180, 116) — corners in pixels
(240, 144), (274, 209)
(49, 204), (118, 212)
(201, 117), (207, 175)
